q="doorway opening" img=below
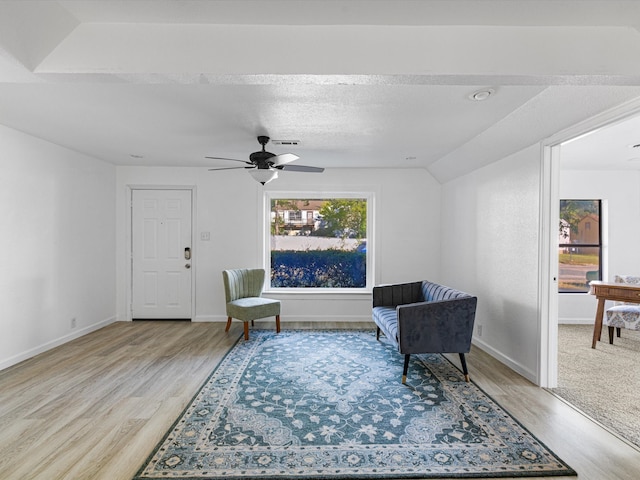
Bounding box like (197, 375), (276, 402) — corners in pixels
(541, 107), (640, 447)
(541, 102), (640, 387)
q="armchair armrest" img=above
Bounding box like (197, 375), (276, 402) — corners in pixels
(373, 281), (422, 307)
(397, 296), (477, 354)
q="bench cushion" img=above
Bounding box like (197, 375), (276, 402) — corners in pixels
(373, 306), (399, 342)
(227, 297), (280, 322)
(605, 304), (640, 330)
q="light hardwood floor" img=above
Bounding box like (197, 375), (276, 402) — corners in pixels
(1, 320), (639, 480)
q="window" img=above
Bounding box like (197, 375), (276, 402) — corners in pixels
(558, 199), (602, 293)
(287, 210), (302, 222)
(265, 193), (372, 291)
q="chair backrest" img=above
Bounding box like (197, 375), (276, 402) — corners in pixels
(421, 281), (471, 302)
(223, 269), (266, 302)
(614, 275), (640, 305)
(373, 281), (422, 307)
(614, 275), (640, 285)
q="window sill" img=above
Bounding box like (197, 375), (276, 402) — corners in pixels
(263, 289), (372, 301)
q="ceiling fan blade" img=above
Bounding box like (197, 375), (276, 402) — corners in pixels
(278, 164), (324, 173)
(205, 156), (252, 165)
(208, 166), (255, 171)
(270, 153), (299, 166)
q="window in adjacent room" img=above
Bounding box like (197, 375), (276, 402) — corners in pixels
(558, 199), (602, 293)
(265, 193), (372, 291)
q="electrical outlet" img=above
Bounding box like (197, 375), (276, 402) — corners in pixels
(71, 317), (77, 329)
(477, 324), (483, 337)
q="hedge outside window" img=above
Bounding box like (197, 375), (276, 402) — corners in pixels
(266, 193), (372, 291)
(558, 199), (602, 293)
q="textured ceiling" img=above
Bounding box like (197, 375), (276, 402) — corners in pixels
(2, 0), (640, 182)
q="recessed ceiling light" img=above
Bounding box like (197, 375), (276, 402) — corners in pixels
(469, 89), (495, 101)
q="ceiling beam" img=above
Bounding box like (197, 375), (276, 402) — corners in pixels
(31, 24), (640, 85)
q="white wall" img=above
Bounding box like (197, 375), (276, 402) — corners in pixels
(558, 169), (640, 323)
(115, 167), (441, 323)
(441, 144), (542, 382)
(0, 124), (116, 370)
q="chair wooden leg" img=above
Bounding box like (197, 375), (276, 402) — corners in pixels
(275, 315), (281, 333)
(459, 353), (470, 382)
(243, 322), (249, 340)
(225, 317), (232, 332)
(402, 354), (410, 384)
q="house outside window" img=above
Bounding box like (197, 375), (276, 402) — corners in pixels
(265, 193), (372, 291)
(558, 199), (602, 293)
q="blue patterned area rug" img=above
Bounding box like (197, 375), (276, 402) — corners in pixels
(134, 330), (576, 479)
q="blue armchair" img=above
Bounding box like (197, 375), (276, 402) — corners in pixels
(373, 281), (477, 383)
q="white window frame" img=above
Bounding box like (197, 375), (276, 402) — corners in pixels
(558, 199), (603, 294)
(263, 190), (374, 293)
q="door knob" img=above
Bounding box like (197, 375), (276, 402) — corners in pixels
(185, 263), (191, 269)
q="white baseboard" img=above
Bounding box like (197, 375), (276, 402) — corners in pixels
(193, 314), (373, 323)
(558, 318), (594, 325)
(192, 315), (225, 322)
(471, 336), (538, 384)
(0, 316), (117, 372)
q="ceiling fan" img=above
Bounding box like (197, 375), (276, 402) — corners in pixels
(206, 136), (324, 184)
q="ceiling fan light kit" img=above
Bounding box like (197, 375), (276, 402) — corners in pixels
(206, 135), (324, 185)
(249, 168), (279, 185)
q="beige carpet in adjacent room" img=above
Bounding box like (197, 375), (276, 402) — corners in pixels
(552, 324), (640, 448)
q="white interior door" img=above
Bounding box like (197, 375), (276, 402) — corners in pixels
(132, 189), (192, 319)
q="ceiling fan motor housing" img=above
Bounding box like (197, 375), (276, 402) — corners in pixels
(250, 136), (275, 168)
(250, 150), (275, 168)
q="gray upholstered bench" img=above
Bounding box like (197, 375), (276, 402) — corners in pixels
(373, 281), (477, 383)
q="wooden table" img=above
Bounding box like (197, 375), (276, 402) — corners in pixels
(589, 280), (640, 348)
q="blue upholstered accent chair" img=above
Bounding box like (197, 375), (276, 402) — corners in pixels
(223, 269), (281, 340)
(373, 281), (477, 384)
